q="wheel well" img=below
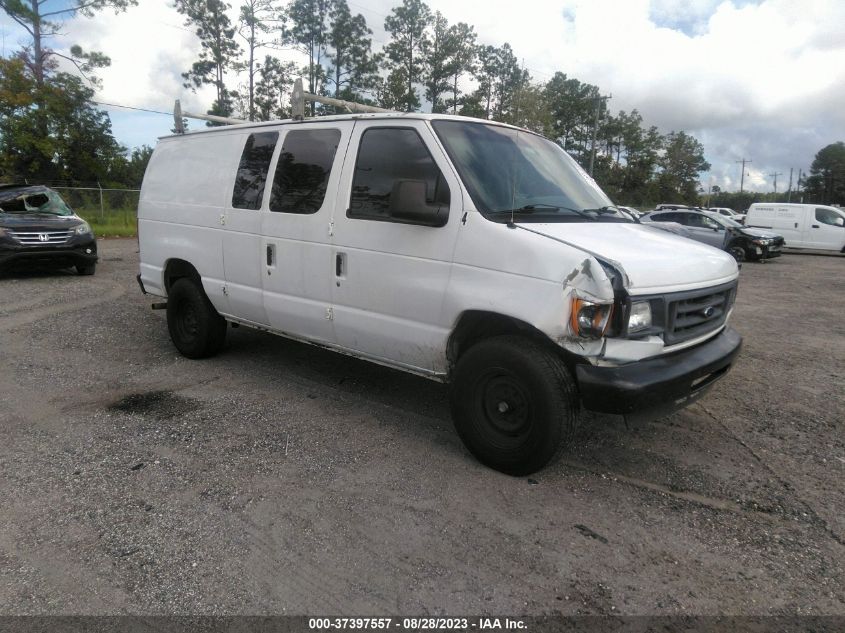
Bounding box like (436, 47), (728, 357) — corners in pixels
(163, 259), (201, 294)
(446, 310), (578, 374)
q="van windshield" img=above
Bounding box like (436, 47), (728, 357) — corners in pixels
(432, 120), (630, 223)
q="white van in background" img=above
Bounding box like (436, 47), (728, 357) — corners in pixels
(137, 113), (742, 475)
(746, 203), (845, 252)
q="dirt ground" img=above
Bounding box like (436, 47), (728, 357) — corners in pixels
(0, 240), (843, 617)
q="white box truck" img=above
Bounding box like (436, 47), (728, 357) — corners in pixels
(746, 203), (845, 252)
(137, 113), (742, 475)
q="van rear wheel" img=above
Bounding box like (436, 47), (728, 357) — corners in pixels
(166, 278), (227, 359)
(450, 335), (579, 476)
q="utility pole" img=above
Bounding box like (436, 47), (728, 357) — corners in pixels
(787, 168), (793, 202)
(588, 93), (611, 176)
(736, 158), (751, 193)
(769, 171), (783, 194)
(796, 169), (804, 203)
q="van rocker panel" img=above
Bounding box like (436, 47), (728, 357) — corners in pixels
(576, 327), (742, 415)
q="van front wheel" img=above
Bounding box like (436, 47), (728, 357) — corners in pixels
(166, 278), (227, 359)
(450, 335), (579, 476)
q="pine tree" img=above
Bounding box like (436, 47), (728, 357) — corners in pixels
(176, 0), (242, 121)
(326, 0), (379, 106)
(445, 22), (476, 115)
(253, 55), (298, 120)
(237, 0), (281, 121)
(284, 0), (332, 115)
(0, 0), (136, 88)
(383, 0), (432, 112)
(422, 11), (454, 113)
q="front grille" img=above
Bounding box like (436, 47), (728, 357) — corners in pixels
(7, 229), (74, 246)
(665, 284), (736, 345)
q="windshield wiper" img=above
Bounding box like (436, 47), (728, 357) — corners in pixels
(583, 205), (619, 215)
(493, 203), (598, 222)
(583, 205), (637, 222)
(494, 203), (559, 213)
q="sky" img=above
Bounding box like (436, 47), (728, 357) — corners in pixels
(2, 0), (844, 193)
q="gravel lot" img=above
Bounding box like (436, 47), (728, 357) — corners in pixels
(0, 240), (843, 617)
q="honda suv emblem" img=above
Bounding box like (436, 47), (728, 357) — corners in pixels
(38, 233), (49, 242)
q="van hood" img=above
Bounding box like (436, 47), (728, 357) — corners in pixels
(519, 222), (738, 293)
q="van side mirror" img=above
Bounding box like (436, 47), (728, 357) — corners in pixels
(389, 180), (447, 227)
(835, 217), (844, 227)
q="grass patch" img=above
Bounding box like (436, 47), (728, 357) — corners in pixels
(77, 208), (137, 238)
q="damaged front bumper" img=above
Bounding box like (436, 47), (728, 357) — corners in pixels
(575, 327), (742, 417)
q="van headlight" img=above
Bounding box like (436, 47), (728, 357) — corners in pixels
(569, 297), (613, 339)
(627, 301), (652, 333)
(74, 222), (92, 235)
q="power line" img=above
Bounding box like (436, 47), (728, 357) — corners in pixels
(91, 101), (173, 117)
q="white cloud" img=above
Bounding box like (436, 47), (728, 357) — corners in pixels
(2, 0), (843, 193)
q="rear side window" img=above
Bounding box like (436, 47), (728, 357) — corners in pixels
(653, 212), (679, 222)
(816, 207), (844, 226)
(269, 128), (341, 214)
(348, 127), (450, 224)
(232, 132), (279, 210)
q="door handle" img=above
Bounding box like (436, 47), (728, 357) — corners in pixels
(266, 244), (274, 266)
(811, 224), (820, 229)
(335, 252), (346, 278)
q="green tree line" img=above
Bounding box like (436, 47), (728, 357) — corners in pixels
(1, 0), (842, 206)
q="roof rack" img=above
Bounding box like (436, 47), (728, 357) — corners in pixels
(173, 78), (393, 133)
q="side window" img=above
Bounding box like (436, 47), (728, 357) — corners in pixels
(269, 128), (341, 214)
(816, 207), (844, 226)
(232, 132), (279, 210)
(700, 215), (720, 230)
(348, 127), (450, 226)
(687, 213), (717, 229)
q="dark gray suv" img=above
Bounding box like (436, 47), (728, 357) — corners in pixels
(641, 208), (783, 262)
(0, 185), (98, 275)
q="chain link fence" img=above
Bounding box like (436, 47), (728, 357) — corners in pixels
(12, 182), (142, 235)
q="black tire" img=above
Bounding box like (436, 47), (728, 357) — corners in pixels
(728, 244), (745, 263)
(449, 335), (579, 476)
(76, 263), (96, 276)
(166, 278), (227, 359)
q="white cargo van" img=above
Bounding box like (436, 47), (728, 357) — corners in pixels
(746, 203), (845, 252)
(137, 113), (742, 475)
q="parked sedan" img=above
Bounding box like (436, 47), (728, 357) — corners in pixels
(640, 208), (783, 262)
(0, 184), (98, 274)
